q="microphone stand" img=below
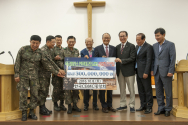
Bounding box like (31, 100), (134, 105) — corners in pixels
(8, 51), (14, 64)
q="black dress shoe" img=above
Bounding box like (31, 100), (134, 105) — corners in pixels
(93, 105), (99, 110)
(144, 108), (152, 114)
(165, 111), (170, 117)
(154, 110), (165, 115)
(102, 107), (108, 113)
(84, 106), (88, 111)
(108, 107), (116, 112)
(136, 107), (146, 111)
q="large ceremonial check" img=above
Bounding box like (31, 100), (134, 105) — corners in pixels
(63, 57), (117, 90)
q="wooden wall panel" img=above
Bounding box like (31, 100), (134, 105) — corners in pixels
(11, 76), (19, 111)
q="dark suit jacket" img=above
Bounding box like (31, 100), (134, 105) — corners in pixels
(94, 44), (116, 57)
(80, 48), (95, 57)
(135, 42), (153, 78)
(152, 40), (176, 77)
(116, 42), (136, 77)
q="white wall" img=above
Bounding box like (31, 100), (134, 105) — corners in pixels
(0, 0), (188, 94)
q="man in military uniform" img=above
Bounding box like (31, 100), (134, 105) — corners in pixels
(64, 36), (81, 114)
(38, 35), (65, 115)
(52, 35), (67, 111)
(14, 35), (65, 121)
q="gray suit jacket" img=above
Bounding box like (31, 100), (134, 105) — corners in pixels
(136, 42), (153, 78)
(152, 40), (176, 77)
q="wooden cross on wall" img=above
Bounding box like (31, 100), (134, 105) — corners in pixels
(74, 0), (106, 37)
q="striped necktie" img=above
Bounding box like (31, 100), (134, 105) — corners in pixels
(121, 44), (124, 54)
(106, 46), (109, 57)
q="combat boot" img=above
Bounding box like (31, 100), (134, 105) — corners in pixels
(28, 109), (37, 120)
(21, 110), (27, 121)
(44, 104), (52, 114)
(67, 104), (72, 114)
(60, 100), (67, 111)
(54, 102), (61, 111)
(72, 103), (81, 112)
(40, 104), (50, 115)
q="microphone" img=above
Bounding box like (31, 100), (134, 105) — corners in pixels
(0, 51), (5, 55)
(8, 51), (14, 64)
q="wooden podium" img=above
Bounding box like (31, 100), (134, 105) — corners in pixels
(0, 63), (22, 121)
(172, 60), (188, 119)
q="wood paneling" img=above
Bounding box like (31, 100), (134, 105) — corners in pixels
(11, 76), (19, 111)
(0, 63), (22, 121)
(172, 60), (188, 118)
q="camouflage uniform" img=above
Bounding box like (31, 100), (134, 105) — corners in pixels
(52, 46), (65, 102)
(38, 44), (60, 106)
(63, 47), (79, 105)
(14, 45), (59, 111)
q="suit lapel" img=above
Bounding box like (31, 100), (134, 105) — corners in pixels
(138, 42), (147, 56)
(156, 43), (159, 55)
(92, 48), (95, 57)
(123, 42), (129, 53)
(101, 44), (106, 56)
(117, 44), (121, 52)
(136, 45), (139, 52)
(109, 45), (112, 57)
(85, 49), (89, 56)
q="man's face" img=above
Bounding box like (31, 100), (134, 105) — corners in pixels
(55, 37), (62, 47)
(155, 32), (165, 44)
(136, 35), (145, 46)
(85, 38), (93, 48)
(47, 39), (56, 49)
(67, 38), (76, 48)
(102, 34), (111, 45)
(119, 32), (128, 43)
(30, 40), (40, 51)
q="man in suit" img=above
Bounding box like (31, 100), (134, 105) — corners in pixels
(81, 37), (99, 111)
(115, 31), (136, 112)
(151, 28), (176, 117)
(135, 33), (153, 114)
(94, 33), (116, 113)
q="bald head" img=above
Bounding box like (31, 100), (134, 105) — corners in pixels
(85, 37), (94, 49)
(85, 37), (93, 43)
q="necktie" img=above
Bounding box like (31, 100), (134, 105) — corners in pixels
(121, 44), (124, 54)
(89, 50), (92, 58)
(106, 46), (109, 57)
(135, 46), (141, 68)
(137, 46), (141, 55)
